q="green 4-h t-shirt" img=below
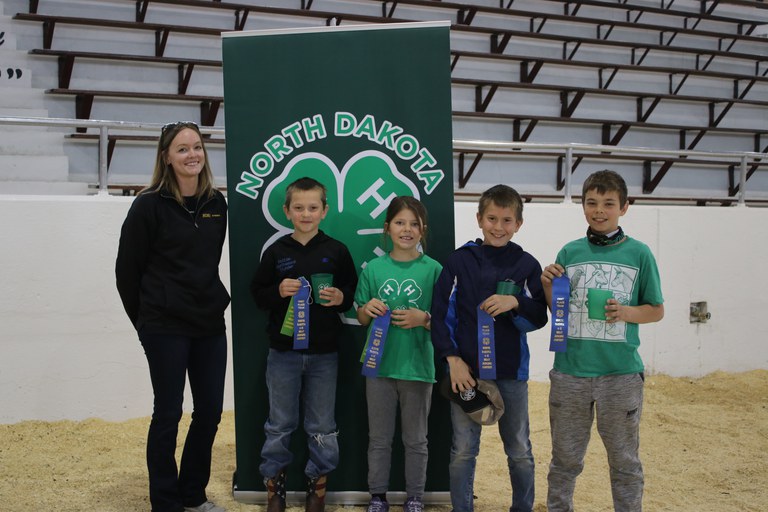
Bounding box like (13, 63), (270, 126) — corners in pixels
(355, 253), (442, 383)
(554, 237), (664, 377)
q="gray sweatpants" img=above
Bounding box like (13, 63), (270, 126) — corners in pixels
(366, 377), (433, 498)
(547, 370), (644, 512)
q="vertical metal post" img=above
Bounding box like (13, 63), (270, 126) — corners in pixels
(738, 155), (747, 206)
(98, 125), (109, 195)
(563, 146), (573, 203)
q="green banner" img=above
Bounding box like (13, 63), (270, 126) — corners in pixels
(222, 22), (454, 503)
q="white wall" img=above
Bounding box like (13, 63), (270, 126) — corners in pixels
(1, 196), (766, 423)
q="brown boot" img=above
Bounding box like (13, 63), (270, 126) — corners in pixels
(305, 474), (327, 512)
(265, 471), (286, 512)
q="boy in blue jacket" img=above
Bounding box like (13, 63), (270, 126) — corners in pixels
(431, 184), (548, 512)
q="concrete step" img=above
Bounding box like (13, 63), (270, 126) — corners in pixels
(0, 154), (69, 180)
(0, 130), (66, 155)
(0, 107), (50, 117)
(0, 180), (90, 195)
(0, 86), (44, 107)
(0, 27), (18, 49)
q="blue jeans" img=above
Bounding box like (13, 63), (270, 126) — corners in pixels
(139, 330), (227, 512)
(449, 379), (534, 512)
(260, 349), (339, 480)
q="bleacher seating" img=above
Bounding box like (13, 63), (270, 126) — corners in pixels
(1, 0), (766, 200)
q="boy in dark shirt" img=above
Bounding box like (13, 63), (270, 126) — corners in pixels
(251, 177), (358, 512)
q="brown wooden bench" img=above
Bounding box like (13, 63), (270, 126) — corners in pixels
(701, 0), (768, 15)
(137, 0), (768, 70)
(368, 0), (767, 49)
(13, 12), (222, 57)
(453, 109), (767, 193)
(69, 132), (225, 169)
(46, 88), (223, 128)
(29, 49), (220, 93)
(15, 9), (767, 76)
(452, 109), (768, 146)
(451, 76), (768, 128)
(451, 50), (768, 97)
(366, 0), (763, 36)
(15, 4), (403, 56)
(453, 145), (766, 195)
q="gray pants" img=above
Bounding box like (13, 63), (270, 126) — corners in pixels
(366, 377), (433, 497)
(547, 370), (644, 512)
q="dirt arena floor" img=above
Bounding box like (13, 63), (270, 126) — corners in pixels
(1, 371), (766, 511)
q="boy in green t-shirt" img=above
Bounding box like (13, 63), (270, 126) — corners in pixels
(541, 170), (664, 512)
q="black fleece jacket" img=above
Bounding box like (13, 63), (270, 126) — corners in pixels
(250, 231), (358, 353)
(115, 187), (230, 336)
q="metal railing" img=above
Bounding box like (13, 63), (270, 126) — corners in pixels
(0, 116), (224, 195)
(1, 116), (765, 204)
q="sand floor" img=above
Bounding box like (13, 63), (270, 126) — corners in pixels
(1, 371), (766, 511)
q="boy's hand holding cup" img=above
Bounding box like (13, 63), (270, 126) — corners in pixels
(587, 288), (614, 321)
(481, 280), (520, 317)
(311, 273), (343, 307)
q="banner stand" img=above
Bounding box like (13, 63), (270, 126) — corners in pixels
(222, 21), (455, 504)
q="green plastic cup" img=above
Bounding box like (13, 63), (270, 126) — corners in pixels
(310, 273), (333, 304)
(496, 280), (521, 295)
(586, 288), (613, 320)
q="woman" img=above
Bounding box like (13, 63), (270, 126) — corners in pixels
(116, 121), (230, 512)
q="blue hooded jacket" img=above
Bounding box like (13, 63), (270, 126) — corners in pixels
(431, 239), (549, 380)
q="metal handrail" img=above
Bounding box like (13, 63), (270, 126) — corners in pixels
(0, 116), (224, 195)
(1, 116), (765, 203)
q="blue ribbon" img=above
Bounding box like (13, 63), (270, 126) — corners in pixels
(361, 309), (392, 377)
(549, 275), (570, 352)
(477, 305), (496, 379)
(293, 276), (311, 350)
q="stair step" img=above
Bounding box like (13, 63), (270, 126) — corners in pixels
(0, 130), (66, 155)
(0, 87), (44, 107)
(0, 180), (91, 195)
(0, 154), (70, 180)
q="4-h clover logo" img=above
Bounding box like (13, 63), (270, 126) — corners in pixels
(260, 150), (420, 277)
(377, 278), (423, 310)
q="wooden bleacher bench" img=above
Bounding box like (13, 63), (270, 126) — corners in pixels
(451, 76), (768, 127)
(453, 146), (766, 194)
(29, 49), (221, 93)
(365, 0), (763, 36)
(15, 8), (767, 75)
(449, 24), (767, 71)
(69, 133), (225, 169)
(451, 109), (768, 148)
(15, 4), (402, 55)
(368, 0), (767, 50)
(46, 88), (223, 128)
(12, 12), (222, 56)
(451, 50), (768, 95)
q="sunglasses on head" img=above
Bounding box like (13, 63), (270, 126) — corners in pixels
(161, 121), (199, 135)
